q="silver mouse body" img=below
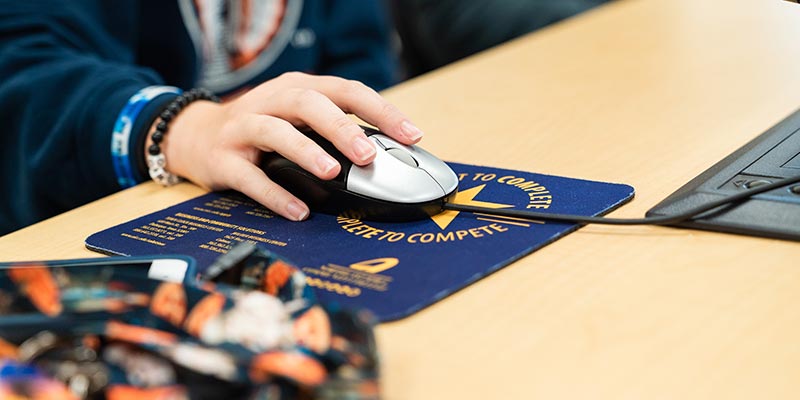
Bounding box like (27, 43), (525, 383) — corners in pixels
(261, 126), (459, 221)
(347, 132), (459, 204)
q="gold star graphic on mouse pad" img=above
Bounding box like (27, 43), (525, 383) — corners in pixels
(430, 184), (514, 230)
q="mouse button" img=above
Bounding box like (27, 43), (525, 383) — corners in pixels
(372, 135), (433, 167)
(370, 133), (399, 148)
(408, 146), (459, 194)
(371, 134), (420, 166)
(368, 133), (458, 193)
(347, 150), (445, 203)
(369, 135), (387, 150)
(385, 148), (419, 167)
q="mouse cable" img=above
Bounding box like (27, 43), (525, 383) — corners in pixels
(442, 174), (800, 226)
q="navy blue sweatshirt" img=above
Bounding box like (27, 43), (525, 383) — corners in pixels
(0, 0), (396, 235)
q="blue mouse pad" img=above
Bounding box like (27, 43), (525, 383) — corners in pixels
(86, 163), (634, 321)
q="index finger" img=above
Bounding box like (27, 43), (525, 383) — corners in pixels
(294, 76), (425, 145)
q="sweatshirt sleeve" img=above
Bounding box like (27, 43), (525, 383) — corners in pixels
(317, 0), (398, 91)
(0, 1), (175, 232)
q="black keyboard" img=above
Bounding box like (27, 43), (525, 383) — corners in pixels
(647, 109), (800, 241)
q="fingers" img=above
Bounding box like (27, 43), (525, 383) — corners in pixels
(325, 79), (425, 145)
(270, 88), (377, 165)
(237, 114), (340, 179)
(222, 156), (310, 221)
(277, 73), (424, 146)
(203, 73), (422, 222)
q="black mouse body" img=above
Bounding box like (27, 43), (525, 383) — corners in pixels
(260, 126), (459, 222)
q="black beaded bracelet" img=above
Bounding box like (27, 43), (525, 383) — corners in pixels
(147, 88), (220, 186)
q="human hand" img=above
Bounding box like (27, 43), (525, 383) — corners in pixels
(152, 72), (424, 221)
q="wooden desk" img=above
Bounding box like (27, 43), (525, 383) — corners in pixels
(3, 0), (800, 398)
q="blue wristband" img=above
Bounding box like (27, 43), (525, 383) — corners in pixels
(111, 86), (183, 188)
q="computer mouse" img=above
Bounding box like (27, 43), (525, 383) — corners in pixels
(260, 126), (459, 222)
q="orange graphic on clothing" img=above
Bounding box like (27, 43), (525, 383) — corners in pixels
(231, 0), (286, 69)
(82, 335), (100, 351)
(250, 352), (327, 386)
(184, 292), (226, 337)
(6, 265), (62, 316)
(0, 380), (79, 400)
(106, 385), (187, 400)
(150, 283), (187, 326)
(0, 389), (25, 400)
(106, 321), (178, 347)
(262, 260), (295, 295)
(0, 337), (18, 359)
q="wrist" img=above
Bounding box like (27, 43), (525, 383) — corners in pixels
(143, 99), (225, 185)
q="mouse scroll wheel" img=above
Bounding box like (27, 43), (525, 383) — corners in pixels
(385, 147), (419, 167)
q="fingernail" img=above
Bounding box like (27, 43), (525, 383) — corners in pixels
(316, 154), (338, 175)
(353, 136), (376, 163)
(400, 120), (424, 141)
(286, 200), (309, 221)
